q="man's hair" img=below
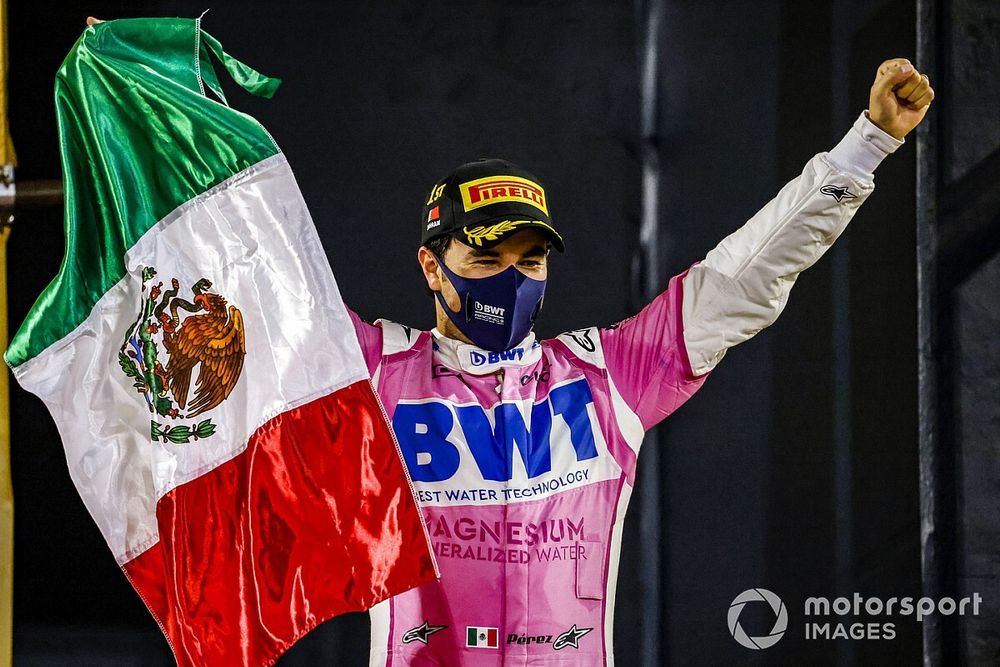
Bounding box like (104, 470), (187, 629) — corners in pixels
(423, 235), (453, 260)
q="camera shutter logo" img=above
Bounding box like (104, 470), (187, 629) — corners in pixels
(728, 588), (788, 649)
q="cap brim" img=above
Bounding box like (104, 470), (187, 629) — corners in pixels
(456, 218), (565, 252)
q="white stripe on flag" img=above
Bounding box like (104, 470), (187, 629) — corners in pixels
(14, 155), (368, 563)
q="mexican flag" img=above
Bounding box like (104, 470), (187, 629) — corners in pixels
(467, 626), (499, 648)
(4, 17), (435, 666)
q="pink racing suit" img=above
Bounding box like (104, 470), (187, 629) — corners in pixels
(352, 112), (902, 666)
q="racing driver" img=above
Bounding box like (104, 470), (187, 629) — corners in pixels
(349, 58), (933, 665)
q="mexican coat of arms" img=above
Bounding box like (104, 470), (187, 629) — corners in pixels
(118, 267), (246, 444)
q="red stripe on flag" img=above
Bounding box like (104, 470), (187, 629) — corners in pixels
(488, 628), (497, 647)
(123, 380), (435, 667)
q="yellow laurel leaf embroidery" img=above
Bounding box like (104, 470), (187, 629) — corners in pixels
(463, 219), (557, 246)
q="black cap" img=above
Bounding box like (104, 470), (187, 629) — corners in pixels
(420, 158), (564, 252)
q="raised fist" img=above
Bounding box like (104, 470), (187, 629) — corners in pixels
(868, 58), (935, 140)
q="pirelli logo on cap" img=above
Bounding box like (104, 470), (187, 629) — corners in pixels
(459, 175), (548, 216)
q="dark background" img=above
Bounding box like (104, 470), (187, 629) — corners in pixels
(4, 0), (997, 665)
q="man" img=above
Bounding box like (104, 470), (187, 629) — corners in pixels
(348, 58), (933, 666)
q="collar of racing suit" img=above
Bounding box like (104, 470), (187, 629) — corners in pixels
(430, 328), (543, 375)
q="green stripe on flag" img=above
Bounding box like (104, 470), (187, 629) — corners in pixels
(5, 17), (280, 368)
(467, 627), (476, 646)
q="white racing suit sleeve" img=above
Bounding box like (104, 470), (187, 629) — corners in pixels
(681, 110), (904, 376)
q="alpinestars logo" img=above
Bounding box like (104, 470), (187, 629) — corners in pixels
(402, 621), (447, 644)
(565, 328), (597, 353)
(553, 624), (593, 650)
(820, 184), (857, 202)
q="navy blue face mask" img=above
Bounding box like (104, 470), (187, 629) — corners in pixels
(433, 255), (546, 352)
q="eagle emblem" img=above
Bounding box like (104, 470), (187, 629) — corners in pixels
(118, 266), (246, 444)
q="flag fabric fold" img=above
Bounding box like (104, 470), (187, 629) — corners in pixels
(5, 17), (436, 666)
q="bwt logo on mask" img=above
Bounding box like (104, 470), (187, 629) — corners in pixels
(474, 301), (505, 316)
(473, 301), (506, 326)
(470, 348), (525, 366)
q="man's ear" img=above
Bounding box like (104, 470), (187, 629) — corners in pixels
(417, 246), (443, 292)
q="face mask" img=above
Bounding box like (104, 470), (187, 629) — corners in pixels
(433, 255), (546, 352)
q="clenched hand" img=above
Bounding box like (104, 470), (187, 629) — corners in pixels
(868, 58), (935, 140)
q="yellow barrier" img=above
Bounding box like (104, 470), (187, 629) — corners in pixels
(0, 223), (12, 667)
(0, 0), (16, 662)
(0, 0), (14, 166)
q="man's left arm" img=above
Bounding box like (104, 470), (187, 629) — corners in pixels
(683, 58), (933, 376)
(598, 58), (932, 430)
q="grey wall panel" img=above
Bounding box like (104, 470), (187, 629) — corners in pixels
(656, 1), (780, 664)
(955, 253), (1000, 665)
